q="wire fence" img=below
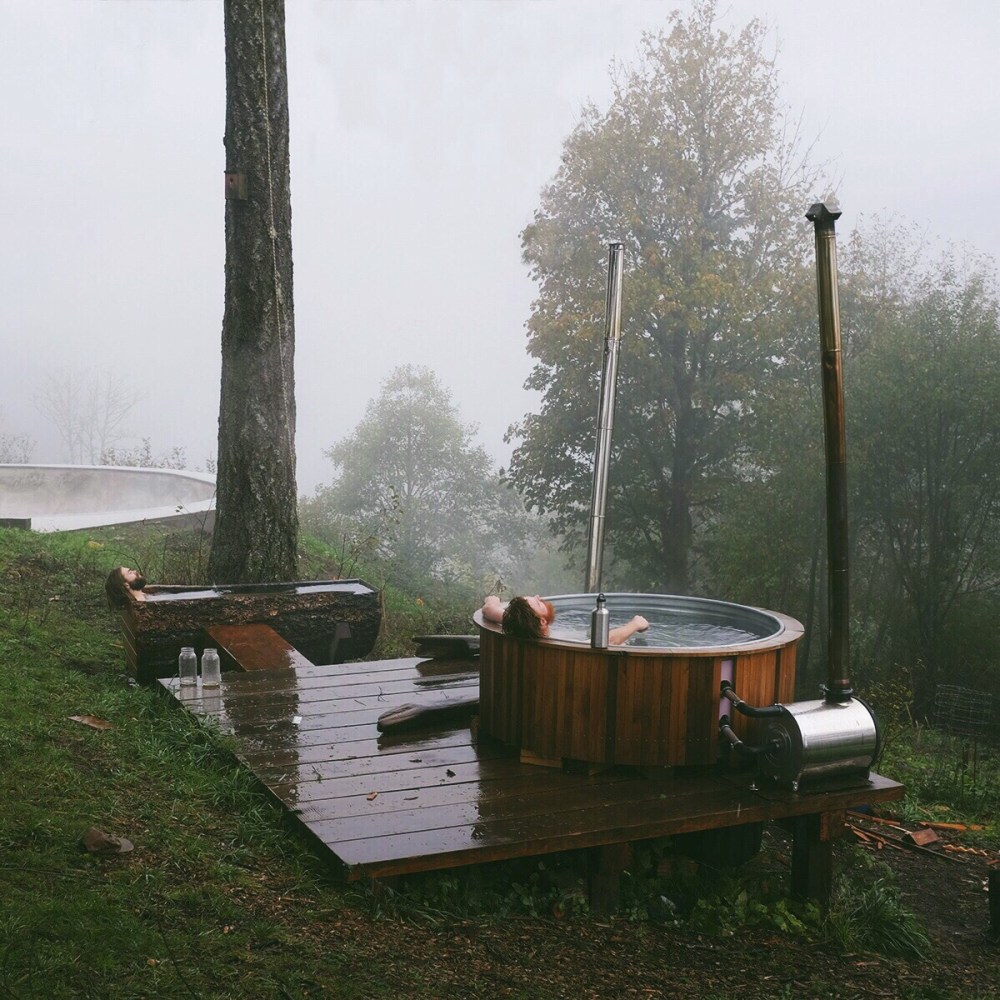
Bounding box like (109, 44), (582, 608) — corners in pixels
(935, 684), (995, 739)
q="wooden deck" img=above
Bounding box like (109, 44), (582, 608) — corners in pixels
(158, 655), (903, 902)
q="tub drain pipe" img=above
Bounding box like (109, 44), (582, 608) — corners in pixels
(584, 242), (625, 594)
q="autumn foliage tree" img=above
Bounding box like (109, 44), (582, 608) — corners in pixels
(506, 0), (816, 592)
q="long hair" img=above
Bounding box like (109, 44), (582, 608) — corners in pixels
(104, 567), (145, 610)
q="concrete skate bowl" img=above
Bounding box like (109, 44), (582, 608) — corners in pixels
(0, 464), (216, 533)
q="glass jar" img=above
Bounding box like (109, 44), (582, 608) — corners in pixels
(178, 646), (198, 687)
(201, 648), (221, 688)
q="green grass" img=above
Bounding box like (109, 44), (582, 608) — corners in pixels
(0, 654), (326, 999)
(0, 525), (996, 999)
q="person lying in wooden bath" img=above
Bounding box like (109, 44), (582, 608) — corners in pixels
(480, 594), (649, 644)
(104, 566), (147, 608)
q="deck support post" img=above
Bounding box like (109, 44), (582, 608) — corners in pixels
(588, 842), (632, 914)
(790, 810), (843, 908)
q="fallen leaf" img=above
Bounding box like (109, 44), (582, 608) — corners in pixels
(367, 792), (378, 801)
(82, 826), (134, 854)
(69, 715), (113, 731)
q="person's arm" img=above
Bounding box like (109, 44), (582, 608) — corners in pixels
(610, 615), (648, 645)
(481, 595), (505, 624)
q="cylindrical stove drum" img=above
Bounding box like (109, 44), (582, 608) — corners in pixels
(759, 697), (880, 791)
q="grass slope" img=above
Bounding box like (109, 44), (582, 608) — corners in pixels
(0, 526), (996, 999)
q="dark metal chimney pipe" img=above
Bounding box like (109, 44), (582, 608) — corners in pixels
(585, 242), (625, 594)
(807, 200), (853, 704)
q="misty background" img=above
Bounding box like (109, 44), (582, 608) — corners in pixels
(2, 0), (998, 491)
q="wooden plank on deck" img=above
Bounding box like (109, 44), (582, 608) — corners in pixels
(206, 622), (315, 672)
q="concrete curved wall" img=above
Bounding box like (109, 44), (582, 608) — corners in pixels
(0, 464), (216, 532)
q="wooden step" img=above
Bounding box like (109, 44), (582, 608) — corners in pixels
(205, 622), (315, 672)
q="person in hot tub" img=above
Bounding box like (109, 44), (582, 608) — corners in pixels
(105, 566), (147, 608)
(481, 594), (649, 644)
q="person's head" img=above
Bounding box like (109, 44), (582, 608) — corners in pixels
(105, 566), (146, 609)
(501, 595), (556, 639)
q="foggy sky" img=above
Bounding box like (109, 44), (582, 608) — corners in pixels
(2, 0), (997, 493)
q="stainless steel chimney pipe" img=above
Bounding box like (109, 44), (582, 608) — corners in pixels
(806, 200), (853, 704)
(584, 242), (625, 594)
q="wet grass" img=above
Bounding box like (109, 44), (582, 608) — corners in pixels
(0, 526), (995, 999)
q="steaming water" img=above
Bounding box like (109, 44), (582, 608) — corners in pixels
(548, 611), (762, 647)
(542, 593), (781, 649)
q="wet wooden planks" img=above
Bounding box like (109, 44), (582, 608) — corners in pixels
(205, 622), (316, 672)
(159, 656), (903, 886)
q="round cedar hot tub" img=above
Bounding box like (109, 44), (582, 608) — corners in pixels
(474, 593), (804, 768)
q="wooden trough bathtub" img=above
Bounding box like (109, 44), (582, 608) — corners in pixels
(116, 579), (381, 684)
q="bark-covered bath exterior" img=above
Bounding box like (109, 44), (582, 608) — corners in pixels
(114, 581), (381, 684)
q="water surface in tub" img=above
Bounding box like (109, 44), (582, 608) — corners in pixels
(541, 593), (782, 648)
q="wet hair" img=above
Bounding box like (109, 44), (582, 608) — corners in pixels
(501, 596), (555, 640)
(105, 566), (146, 610)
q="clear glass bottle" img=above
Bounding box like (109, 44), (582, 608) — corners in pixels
(201, 647), (221, 688)
(178, 646), (198, 687)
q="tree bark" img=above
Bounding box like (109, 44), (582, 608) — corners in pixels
(210, 0), (299, 584)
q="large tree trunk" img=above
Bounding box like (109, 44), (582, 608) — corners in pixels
(210, 0), (299, 583)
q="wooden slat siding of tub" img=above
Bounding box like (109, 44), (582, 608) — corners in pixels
(776, 640), (798, 704)
(479, 628), (516, 746)
(577, 651), (609, 762)
(646, 654), (669, 764)
(528, 645), (555, 757)
(613, 656), (663, 766)
(612, 656), (642, 764)
(586, 650), (612, 762)
(509, 636), (525, 746)
(564, 649), (614, 763)
(522, 644), (551, 758)
(668, 658), (692, 765)
(479, 624), (802, 768)
(477, 628), (496, 734)
(685, 655), (722, 765)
